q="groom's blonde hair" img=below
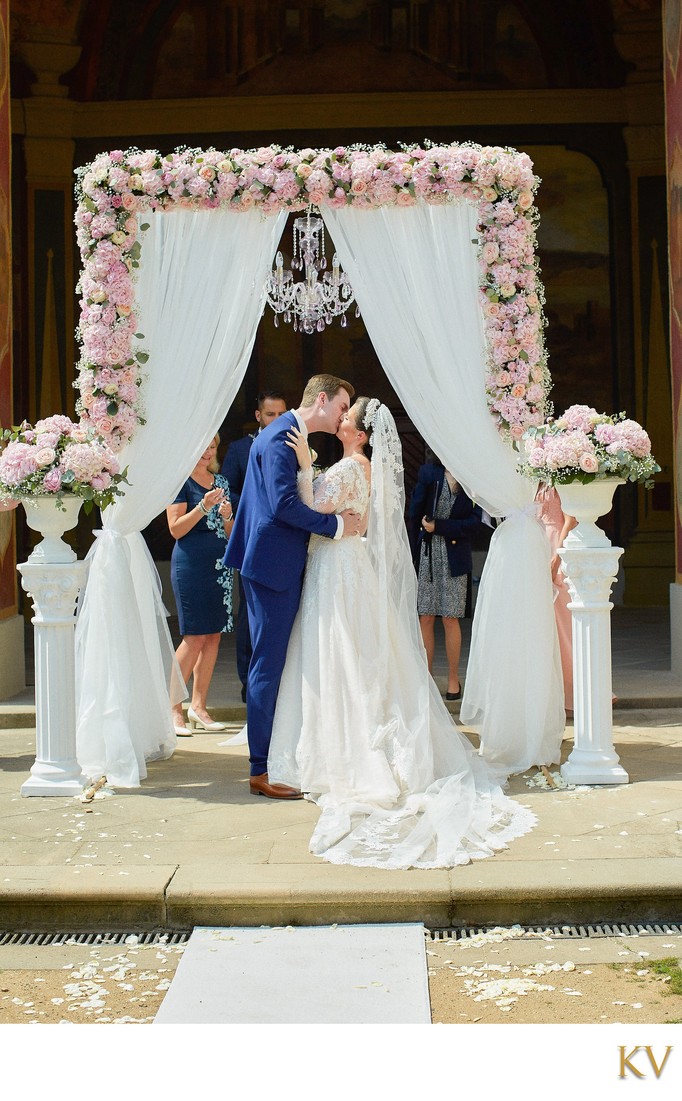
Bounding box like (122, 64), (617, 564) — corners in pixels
(301, 374), (355, 407)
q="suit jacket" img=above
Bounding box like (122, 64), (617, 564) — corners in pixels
(220, 432), (254, 515)
(223, 411), (338, 592)
(409, 463), (481, 577)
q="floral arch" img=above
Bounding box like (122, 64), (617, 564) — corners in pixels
(72, 141), (565, 789)
(74, 142), (550, 451)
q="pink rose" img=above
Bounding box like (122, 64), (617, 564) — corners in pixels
(517, 191), (533, 210)
(579, 454), (599, 474)
(35, 447), (56, 468)
(351, 179), (368, 195)
(396, 191), (415, 206)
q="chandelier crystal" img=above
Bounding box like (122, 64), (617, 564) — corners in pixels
(264, 208), (359, 333)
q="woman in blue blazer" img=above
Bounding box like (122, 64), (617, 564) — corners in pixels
(409, 461), (481, 701)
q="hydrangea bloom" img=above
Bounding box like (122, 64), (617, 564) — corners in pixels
(518, 406), (660, 488)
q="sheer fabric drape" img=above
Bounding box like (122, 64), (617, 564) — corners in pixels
(75, 208), (286, 787)
(323, 202), (565, 776)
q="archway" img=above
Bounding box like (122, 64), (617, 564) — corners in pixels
(73, 141), (564, 786)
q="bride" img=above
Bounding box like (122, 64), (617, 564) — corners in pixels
(268, 397), (536, 869)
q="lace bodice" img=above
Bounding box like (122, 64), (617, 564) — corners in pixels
(298, 456), (370, 518)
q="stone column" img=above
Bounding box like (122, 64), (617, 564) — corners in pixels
(18, 556), (87, 796)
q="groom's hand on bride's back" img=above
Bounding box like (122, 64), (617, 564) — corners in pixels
(340, 509), (362, 537)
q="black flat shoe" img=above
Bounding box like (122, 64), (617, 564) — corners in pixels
(445, 690), (461, 701)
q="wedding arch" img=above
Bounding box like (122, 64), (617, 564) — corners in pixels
(73, 142), (565, 787)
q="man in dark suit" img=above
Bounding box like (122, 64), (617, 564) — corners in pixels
(221, 391), (287, 701)
(224, 375), (362, 799)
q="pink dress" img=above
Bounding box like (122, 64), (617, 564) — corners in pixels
(536, 486), (573, 709)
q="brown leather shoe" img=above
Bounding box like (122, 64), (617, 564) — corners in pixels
(249, 773), (303, 800)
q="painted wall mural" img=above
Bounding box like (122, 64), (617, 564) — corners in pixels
(665, 0), (682, 578)
(0, 0), (16, 619)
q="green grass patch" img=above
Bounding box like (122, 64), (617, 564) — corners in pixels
(647, 957), (682, 996)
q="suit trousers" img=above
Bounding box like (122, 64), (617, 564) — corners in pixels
(242, 575), (302, 776)
(235, 571), (252, 687)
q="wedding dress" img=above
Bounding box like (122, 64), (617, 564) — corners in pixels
(268, 404), (536, 870)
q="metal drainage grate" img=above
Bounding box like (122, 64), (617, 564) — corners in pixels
(427, 922), (682, 942)
(0, 929), (191, 948)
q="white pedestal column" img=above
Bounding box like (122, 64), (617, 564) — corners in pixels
(556, 478), (628, 785)
(18, 560), (88, 796)
(558, 543), (628, 785)
(17, 496), (87, 796)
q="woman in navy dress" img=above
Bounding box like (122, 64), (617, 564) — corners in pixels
(166, 434), (234, 734)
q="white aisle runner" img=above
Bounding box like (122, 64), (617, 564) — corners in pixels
(154, 923), (431, 1024)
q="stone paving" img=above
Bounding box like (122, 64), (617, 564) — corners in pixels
(0, 607), (679, 930)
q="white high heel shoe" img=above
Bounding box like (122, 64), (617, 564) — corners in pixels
(187, 706), (228, 732)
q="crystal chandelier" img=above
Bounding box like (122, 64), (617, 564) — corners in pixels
(264, 208), (359, 333)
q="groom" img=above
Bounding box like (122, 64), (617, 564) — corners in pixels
(224, 374), (362, 798)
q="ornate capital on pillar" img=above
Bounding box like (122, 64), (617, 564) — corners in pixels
(18, 560), (87, 624)
(559, 546), (624, 609)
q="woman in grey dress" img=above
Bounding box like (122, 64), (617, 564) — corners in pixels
(409, 460), (481, 700)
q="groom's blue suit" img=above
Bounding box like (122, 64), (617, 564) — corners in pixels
(223, 411), (338, 776)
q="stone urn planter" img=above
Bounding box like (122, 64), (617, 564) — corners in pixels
(21, 495), (83, 563)
(557, 477), (625, 548)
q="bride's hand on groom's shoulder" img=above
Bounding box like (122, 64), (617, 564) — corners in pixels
(285, 428), (313, 470)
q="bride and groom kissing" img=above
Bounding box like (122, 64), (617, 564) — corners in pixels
(225, 374), (536, 870)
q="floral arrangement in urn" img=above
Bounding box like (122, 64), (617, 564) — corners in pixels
(0, 415), (128, 511)
(519, 405), (660, 489)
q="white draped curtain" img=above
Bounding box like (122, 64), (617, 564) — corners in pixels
(75, 208), (286, 787)
(323, 202), (565, 776)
